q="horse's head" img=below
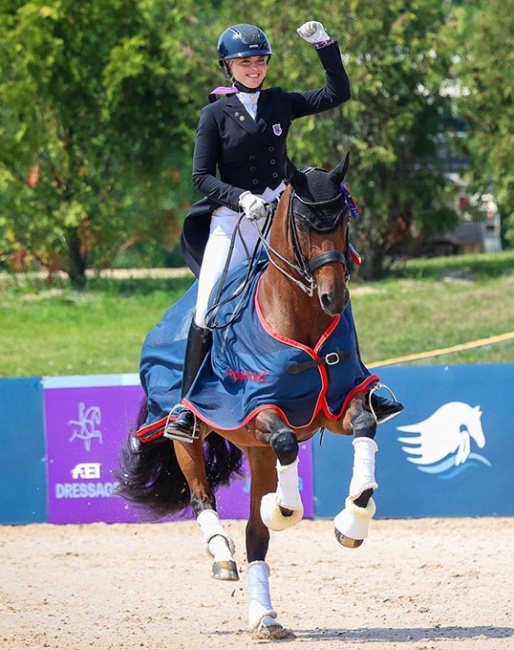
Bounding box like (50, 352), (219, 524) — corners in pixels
(273, 155), (352, 316)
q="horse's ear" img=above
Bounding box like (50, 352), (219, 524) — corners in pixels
(328, 151), (350, 184)
(283, 157), (303, 189)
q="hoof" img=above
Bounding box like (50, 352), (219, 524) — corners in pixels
(212, 560), (239, 581)
(334, 496), (376, 548)
(251, 616), (296, 640)
(334, 529), (364, 549)
(260, 492), (303, 531)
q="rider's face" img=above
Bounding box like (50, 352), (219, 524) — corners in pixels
(230, 56), (268, 89)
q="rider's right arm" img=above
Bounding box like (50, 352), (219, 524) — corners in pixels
(192, 104), (246, 213)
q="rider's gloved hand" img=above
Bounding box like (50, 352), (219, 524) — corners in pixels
(239, 191), (270, 221)
(297, 21), (332, 47)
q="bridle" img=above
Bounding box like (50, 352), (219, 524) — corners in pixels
(262, 180), (352, 297)
(205, 170), (358, 329)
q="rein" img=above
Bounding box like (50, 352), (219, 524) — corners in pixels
(205, 212), (273, 330)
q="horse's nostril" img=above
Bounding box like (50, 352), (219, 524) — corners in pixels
(319, 288), (348, 316)
(320, 293), (332, 311)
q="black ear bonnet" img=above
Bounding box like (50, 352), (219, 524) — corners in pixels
(291, 167), (348, 233)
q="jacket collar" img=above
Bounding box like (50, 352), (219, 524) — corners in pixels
(222, 94), (260, 136)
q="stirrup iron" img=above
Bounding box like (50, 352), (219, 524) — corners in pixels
(368, 383), (403, 424)
(163, 406), (199, 443)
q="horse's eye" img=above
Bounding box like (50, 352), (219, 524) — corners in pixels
(294, 217), (308, 233)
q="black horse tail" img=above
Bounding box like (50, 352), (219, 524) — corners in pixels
(114, 399), (245, 519)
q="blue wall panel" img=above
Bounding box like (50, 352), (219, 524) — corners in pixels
(1, 364), (513, 525)
(0, 377), (47, 523)
(313, 365), (514, 519)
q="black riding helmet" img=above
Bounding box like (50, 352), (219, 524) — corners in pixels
(217, 24), (273, 68)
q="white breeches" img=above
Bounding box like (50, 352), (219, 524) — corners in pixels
(194, 183), (285, 329)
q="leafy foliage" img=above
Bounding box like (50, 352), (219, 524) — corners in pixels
(0, 1), (511, 284)
(0, 0), (201, 285)
(444, 0), (514, 245)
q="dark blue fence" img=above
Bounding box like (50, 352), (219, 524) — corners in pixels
(313, 364), (514, 519)
(1, 365), (513, 524)
(0, 377), (48, 523)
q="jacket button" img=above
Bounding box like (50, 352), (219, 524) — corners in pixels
(248, 155), (256, 161)
(249, 166), (256, 171)
(252, 179), (259, 185)
(272, 172), (279, 178)
(268, 146), (275, 152)
(270, 159), (276, 165)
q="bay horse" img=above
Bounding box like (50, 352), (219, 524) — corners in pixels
(116, 155), (386, 639)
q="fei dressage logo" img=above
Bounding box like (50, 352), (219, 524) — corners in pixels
(396, 401), (492, 479)
(68, 402), (103, 452)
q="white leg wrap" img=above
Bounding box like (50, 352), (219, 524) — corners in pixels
(247, 561), (277, 631)
(197, 510), (235, 560)
(276, 458), (303, 511)
(349, 437), (378, 499)
(260, 459), (304, 531)
(334, 496), (377, 542)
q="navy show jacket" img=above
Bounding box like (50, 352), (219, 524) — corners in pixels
(181, 41), (351, 276)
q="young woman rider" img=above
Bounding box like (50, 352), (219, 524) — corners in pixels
(167, 21), (402, 441)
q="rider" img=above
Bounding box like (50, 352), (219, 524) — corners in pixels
(167, 21), (402, 442)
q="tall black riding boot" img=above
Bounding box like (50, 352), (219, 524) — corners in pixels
(165, 321), (212, 443)
(368, 393), (404, 424)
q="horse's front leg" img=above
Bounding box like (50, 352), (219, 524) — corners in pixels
(173, 438), (238, 581)
(254, 411), (304, 531)
(334, 397), (378, 548)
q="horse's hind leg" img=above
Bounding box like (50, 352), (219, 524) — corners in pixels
(334, 398), (378, 548)
(244, 446), (295, 640)
(173, 439), (239, 581)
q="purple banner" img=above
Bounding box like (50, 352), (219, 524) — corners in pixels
(44, 377), (144, 524)
(43, 375), (313, 524)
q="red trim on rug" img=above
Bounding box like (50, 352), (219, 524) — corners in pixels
(136, 414), (171, 443)
(182, 398), (322, 433)
(314, 314), (341, 353)
(322, 374), (380, 420)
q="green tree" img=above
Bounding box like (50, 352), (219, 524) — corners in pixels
(339, 0), (459, 277)
(445, 0), (514, 247)
(1, 1), (481, 283)
(0, 0), (202, 286)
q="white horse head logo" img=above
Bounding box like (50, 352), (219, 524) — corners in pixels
(397, 401), (491, 476)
